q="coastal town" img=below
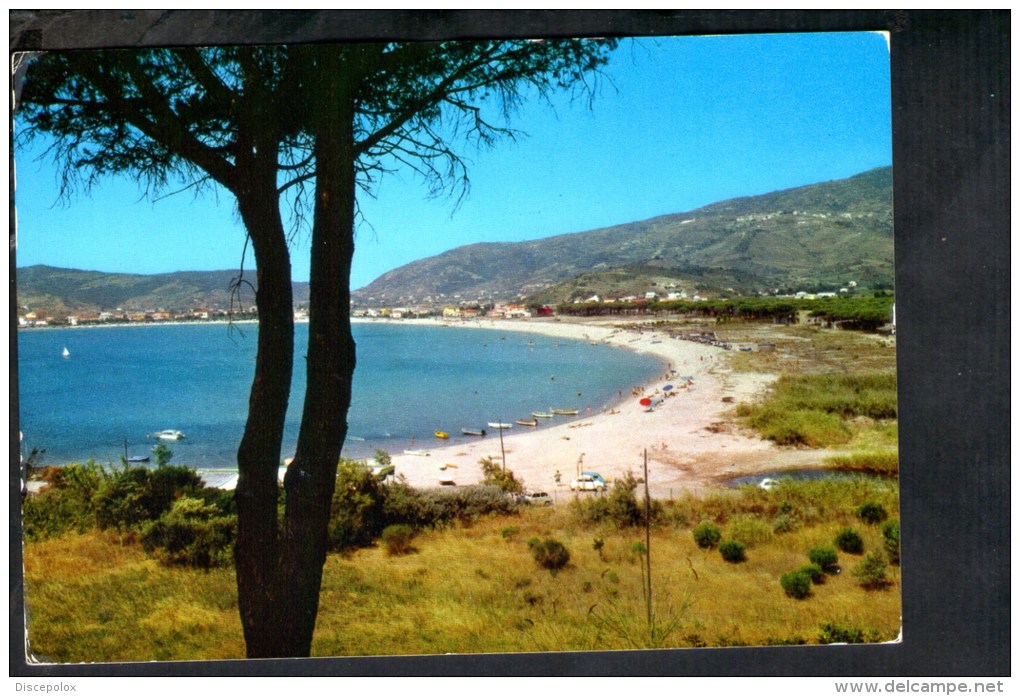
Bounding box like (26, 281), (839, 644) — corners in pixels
(17, 285), (876, 329)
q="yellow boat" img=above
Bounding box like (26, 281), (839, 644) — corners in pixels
(435, 430), (450, 439)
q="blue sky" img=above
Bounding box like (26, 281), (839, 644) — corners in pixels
(13, 32), (891, 290)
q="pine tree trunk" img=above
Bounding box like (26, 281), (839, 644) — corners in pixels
(232, 166), (295, 659)
(275, 48), (358, 657)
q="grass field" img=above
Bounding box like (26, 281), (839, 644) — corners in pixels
(22, 477), (900, 662)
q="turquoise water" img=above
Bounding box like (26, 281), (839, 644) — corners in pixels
(16, 322), (663, 468)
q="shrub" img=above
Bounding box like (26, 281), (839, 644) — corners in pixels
(381, 524), (416, 556)
(383, 483), (516, 530)
(881, 519), (900, 565)
(329, 461), (387, 551)
(93, 467), (153, 530)
(528, 537), (571, 574)
(573, 471), (658, 528)
(719, 539), (746, 563)
(22, 487), (94, 540)
(834, 527), (865, 554)
(808, 546), (839, 573)
(780, 570), (812, 599)
(500, 525), (520, 541)
(799, 563), (825, 585)
(692, 521), (722, 549)
(151, 443), (174, 467)
(857, 501), (889, 524)
(479, 457), (524, 494)
(140, 497), (235, 568)
(852, 551), (890, 590)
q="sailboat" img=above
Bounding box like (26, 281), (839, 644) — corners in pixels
(62, 346), (70, 358)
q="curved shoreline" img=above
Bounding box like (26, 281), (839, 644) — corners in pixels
(370, 316), (821, 497)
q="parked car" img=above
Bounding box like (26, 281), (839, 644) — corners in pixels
(570, 472), (607, 492)
(517, 490), (553, 506)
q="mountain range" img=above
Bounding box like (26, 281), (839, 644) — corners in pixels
(352, 166), (893, 306)
(16, 167), (892, 315)
(15, 266), (311, 316)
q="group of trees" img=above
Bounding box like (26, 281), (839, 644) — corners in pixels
(16, 38), (618, 657)
(556, 294), (895, 330)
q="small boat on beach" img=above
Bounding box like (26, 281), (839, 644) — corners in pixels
(435, 430), (450, 439)
(551, 409), (579, 416)
(123, 439), (150, 463)
(154, 430), (185, 440)
(516, 418), (539, 427)
(487, 422), (513, 430)
(403, 449), (430, 456)
(532, 411), (554, 419)
(461, 428), (487, 437)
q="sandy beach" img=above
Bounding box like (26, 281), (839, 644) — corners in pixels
(379, 317), (828, 498)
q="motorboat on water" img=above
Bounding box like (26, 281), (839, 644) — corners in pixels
(487, 422), (513, 430)
(532, 411), (554, 419)
(154, 430), (185, 440)
(516, 418), (539, 427)
(461, 428), (486, 437)
(551, 409), (579, 416)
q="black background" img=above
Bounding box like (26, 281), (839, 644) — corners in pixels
(9, 10), (1010, 677)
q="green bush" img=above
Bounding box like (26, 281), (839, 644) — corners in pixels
(22, 461), (218, 540)
(573, 471), (658, 528)
(22, 487), (95, 540)
(692, 521), (722, 549)
(719, 539), (746, 563)
(857, 501), (889, 524)
(479, 457), (524, 494)
(528, 537), (571, 574)
(808, 546), (839, 573)
(834, 527), (865, 554)
(328, 460), (386, 552)
(383, 483), (516, 529)
(881, 519), (900, 565)
(381, 524), (416, 556)
(852, 551), (890, 590)
(780, 570), (812, 599)
(799, 563), (825, 585)
(93, 464), (206, 531)
(140, 497), (235, 568)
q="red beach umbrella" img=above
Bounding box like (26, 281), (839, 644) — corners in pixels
(639, 397), (653, 407)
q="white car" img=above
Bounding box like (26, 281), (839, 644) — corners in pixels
(570, 473), (607, 492)
(517, 490), (553, 506)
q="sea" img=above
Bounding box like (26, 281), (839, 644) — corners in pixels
(15, 321), (664, 470)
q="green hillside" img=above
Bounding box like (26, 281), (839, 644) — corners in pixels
(16, 265), (311, 315)
(352, 167), (893, 306)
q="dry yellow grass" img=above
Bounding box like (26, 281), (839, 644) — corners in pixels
(22, 480), (901, 662)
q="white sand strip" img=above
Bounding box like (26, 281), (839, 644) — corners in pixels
(376, 317), (820, 498)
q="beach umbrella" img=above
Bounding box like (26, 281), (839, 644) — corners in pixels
(639, 397), (653, 407)
(663, 384), (674, 392)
